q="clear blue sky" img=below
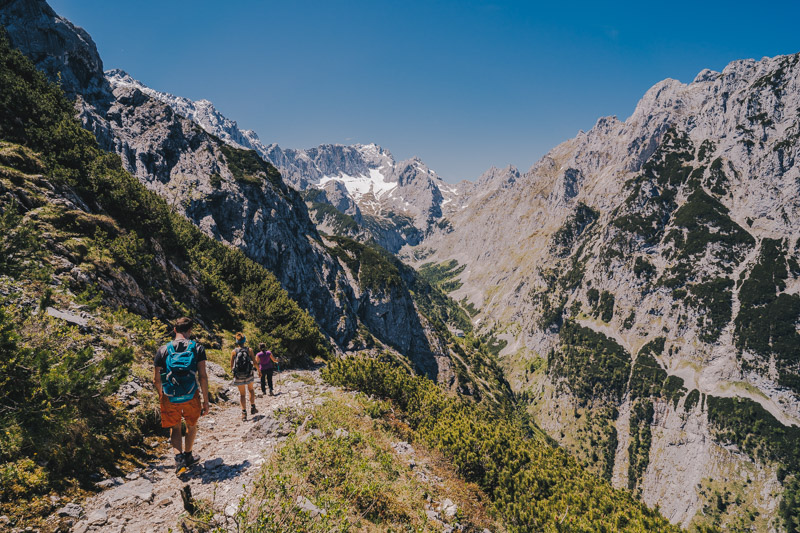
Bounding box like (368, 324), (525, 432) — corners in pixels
(49, 0), (800, 182)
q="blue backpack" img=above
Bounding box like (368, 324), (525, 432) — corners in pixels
(161, 340), (198, 403)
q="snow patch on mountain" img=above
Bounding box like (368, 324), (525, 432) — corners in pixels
(319, 167), (397, 201)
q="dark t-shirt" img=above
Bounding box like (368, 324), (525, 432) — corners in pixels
(154, 338), (207, 369)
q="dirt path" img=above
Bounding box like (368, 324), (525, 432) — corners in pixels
(68, 368), (333, 533)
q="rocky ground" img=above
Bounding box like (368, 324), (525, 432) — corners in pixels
(52, 368), (331, 533)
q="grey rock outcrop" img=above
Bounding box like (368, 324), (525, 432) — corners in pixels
(105, 69), (260, 151)
(0, 0), (111, 103)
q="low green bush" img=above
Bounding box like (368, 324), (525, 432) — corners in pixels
(0, 306), (133, 498)
(323, 356), (678, 532)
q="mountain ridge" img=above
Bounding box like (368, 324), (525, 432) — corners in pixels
(104, 69), (456, 252)
(414, 48), (800, 528)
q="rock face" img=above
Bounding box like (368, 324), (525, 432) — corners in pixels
(105, 69), (260, 151)
(414, 53), (800, 528)
(0, 0), (110, 103)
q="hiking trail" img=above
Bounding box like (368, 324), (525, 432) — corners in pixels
(67, 366), (332, 533)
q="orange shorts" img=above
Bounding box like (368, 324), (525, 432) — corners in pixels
(160, 392), (201, 428)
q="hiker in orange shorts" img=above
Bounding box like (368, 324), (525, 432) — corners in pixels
(153, 317), (210, 475)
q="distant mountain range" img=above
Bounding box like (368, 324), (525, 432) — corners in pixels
(106, 69), (455, 252)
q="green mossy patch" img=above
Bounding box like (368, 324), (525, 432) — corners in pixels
(734, 238), (800, 393)
(549, 320), (631, 403)
(551, 202), (599, 257)
(219, 143), (284, 189)
(686, 278), (735, 343)
(419, 259), (466, 293)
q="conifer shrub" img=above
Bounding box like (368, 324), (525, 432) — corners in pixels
(419, 259), (466, 293)
(683, 389), (700, 412)
(686, 278), (734, 343)
(629, 338), (667, 400)
(595, 290), (615, 322)
(322, 356), (678, 532)
(219, 143), (284, 189)
(633, 256), (656, 280)
(549, 320), (631, 403)
(307, 201), (360, 234)
(551, 202), (598, 258)
(0, 306), (133, 499)
(707, 157), (729, 196)
(627, 399), (654, 493)
(706, 395), (800, 532)
(734, 238), (800, 393)
(327, 235), (402, 291)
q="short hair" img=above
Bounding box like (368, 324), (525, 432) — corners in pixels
(174, 317), (193, 334)
(258, 343), (266, 351)
(235, 332), (245, 345)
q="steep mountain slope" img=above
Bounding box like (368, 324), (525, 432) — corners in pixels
(415, 53), (800, 530)
(104, 70), (455, 253)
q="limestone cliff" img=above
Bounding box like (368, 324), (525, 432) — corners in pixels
(414, 53), (800, 529)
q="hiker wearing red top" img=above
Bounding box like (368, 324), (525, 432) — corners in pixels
(256, 343), (279, 396)
(153, 317), (209, 475)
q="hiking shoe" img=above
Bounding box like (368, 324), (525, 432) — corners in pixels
(250, 404), (258, 415)
(175, 453), (187, 475)
(241, 409), (247, 421)
(183, 451), (199, 469)
(269, 390), (274, 396)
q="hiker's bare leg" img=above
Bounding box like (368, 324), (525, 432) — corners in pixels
(247, 382), (256, 406)
(237, 384), (246, 410)
(169, 422), (183, 454)
(184, 423), (198, 453)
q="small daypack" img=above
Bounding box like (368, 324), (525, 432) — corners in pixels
(233, 347), (253, 379)
(162, 340), (198, 403)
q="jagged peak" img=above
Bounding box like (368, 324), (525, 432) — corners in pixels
(352, 142), (395, 163)
(474, 164), (520, 188)
(692, 68), (720, 83)
(105, 68), (132, 80)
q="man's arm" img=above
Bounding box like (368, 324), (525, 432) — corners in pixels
(197, 360), (210, 416)
(153, 366), (163, 401)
